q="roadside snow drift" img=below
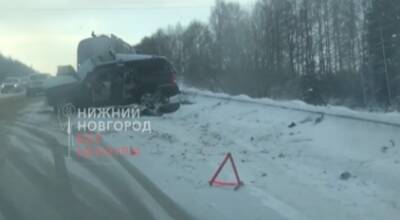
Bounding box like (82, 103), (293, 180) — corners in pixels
(101, 91), (400, 220)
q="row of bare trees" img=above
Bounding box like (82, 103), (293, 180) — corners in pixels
(135, 0), (400, 110)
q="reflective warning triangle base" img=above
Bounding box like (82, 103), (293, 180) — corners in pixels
(209, 152), (244, 190)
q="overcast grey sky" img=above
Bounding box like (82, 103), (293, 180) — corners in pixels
(0, 0), (254, 74)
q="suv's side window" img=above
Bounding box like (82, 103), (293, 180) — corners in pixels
(89, 69), (112, 103)
(122, 68), (138, 99)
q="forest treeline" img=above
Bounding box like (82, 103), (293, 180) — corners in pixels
(135, 0), (400, 110)
(0, 53), (36, 80)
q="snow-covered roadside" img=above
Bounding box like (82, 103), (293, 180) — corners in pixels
(182, 87), (400, 125)
(103, 92), (400, 220)
(15, 92), (400, 220)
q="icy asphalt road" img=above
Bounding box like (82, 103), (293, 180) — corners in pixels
(0, 95), (197, 220)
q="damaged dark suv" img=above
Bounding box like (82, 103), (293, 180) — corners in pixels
(45, 35), (180, 115)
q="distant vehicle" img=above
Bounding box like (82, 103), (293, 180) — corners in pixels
(0, 77), (23, 94)
(46, 34), (180, 115)
(26, 74), (50, 96)
(20, 76), (30, 88)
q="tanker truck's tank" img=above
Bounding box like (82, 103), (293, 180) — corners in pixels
(76, 34), (137, 79)
(77, 34), (135, 68)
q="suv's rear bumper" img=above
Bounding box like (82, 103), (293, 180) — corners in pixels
(158, 84), (180, 97)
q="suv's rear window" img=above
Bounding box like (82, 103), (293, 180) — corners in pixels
(129, 58), (171, 75)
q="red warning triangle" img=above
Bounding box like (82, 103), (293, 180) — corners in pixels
(209, 152), (244, 190)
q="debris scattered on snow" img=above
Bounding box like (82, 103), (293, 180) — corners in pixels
(299, 116), (314, 124)
(314, 113), (325, 124)
(381, 140), (397, 153)
(339, 171), (352, 180)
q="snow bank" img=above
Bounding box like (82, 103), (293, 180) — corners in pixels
(103, 91), (400, 220)
(182, 86), (400, 125)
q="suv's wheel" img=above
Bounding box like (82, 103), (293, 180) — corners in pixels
(140, 92), (166, 116)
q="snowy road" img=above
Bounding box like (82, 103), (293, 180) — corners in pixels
(0, 95), (195, 220)
(0, 91), (399, 220)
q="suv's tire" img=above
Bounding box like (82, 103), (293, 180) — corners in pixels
(140, 92), (180, 115)
(140, 92), (164, 116)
